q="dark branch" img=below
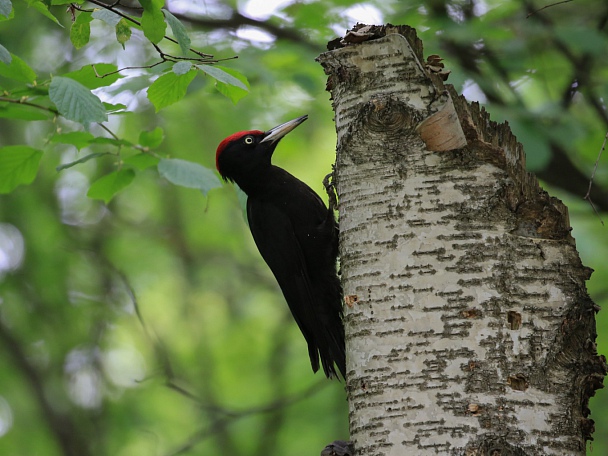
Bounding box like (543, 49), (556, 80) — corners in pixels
(171, 10), (324, 54)
(0, 96), (59, 115)
(165, 380), (328, 456)
(0, 319), (92, 456)
(537, 144), (608, 213)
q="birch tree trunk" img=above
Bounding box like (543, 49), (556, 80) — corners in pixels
(317, 25), (607, 456)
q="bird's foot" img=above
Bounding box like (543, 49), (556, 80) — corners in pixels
(323, 167), (338, 212)
(321, 440), (354, 456)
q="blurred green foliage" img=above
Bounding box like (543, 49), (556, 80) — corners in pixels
(0, 0), (607, 455)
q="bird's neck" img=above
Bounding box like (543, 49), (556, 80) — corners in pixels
(231, 165), (282, 196)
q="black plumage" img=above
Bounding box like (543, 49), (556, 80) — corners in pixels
(215, 115), (345, 379)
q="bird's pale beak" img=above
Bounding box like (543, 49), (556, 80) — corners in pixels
(261, 115), (308, 144)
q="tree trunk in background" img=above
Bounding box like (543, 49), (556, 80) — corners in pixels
(317, 25), (607, 455)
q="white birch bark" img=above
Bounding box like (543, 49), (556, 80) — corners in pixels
(318, 26), (606, 456)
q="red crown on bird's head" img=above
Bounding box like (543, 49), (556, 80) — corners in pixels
(216, 130), (264, 172)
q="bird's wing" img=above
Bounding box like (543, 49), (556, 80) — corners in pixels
(246, 196), (321, 370)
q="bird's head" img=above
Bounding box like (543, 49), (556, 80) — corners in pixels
(215, 115), (308, 184)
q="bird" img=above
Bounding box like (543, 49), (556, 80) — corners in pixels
(215, 115), (346, 379)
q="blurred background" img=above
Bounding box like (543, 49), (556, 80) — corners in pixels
(0, 0), (607, 455)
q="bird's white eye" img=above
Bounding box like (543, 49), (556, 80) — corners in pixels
(244, 136), (254, 144)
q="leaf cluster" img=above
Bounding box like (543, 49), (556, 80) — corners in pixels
(0, 0), (249, 202)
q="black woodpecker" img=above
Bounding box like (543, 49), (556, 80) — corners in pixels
(215, 115), (345, 379)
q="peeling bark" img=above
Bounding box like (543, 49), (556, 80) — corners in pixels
(317, 25), (606, 456)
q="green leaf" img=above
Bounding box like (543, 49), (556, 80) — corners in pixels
(87, 169), (135, 203)
(0, 103), (53, 120)
(91, 8), (121, 26)
(172, 61), (191, 75)
(8, 85), (48, 98)
(0, 0), (12, 18)
(89, 137), (133, 147)
(103, 102), (127, 114)
(0, 145), (43, 193)
(158, 158), (221, 196)
(70, 11), (93, 49)
(63, 64), (123, 89)
(116, 18), (131, 49)
(0, 53), (36, 83)
(140, 0), (166, 44)
(163, 9), (190, 54)
(123, 153), (159, 170)
(555, 26), (608, 56)
(0, 44), (10, 65)
(26, 0), (63, 26)
(196, 64), (248, 91)
(56, 152), (111, 171)
(147, 69), (196, 111)
(212, 66), (250, 104)
(215, 83), (248, 104)
(50, 131), (95, 149)
(139, 127), (164, 148)
(49, 76), (108, 125)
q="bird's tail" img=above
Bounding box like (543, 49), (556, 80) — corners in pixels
(309, 343), (344, 380)
(315, 283), (346, 380)
(319, 332), (346, 380)
(305, 306), (346, 380)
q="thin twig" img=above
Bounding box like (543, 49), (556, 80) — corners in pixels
(0, 96), (59, 115)
(0, 96), (132, 153)
(97, 122), (119, 140)
(115, 269), (178, 380)
(526, 0), (573, 18)
(523, 0), (608, 212)
(115, 264), (332, 456)
(92, 60), (166, 77)
(165, 380), (329, 456)
(82, 0), (215, 59)
(74, 1), (238, 78)
(584, 131), (608, 225)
